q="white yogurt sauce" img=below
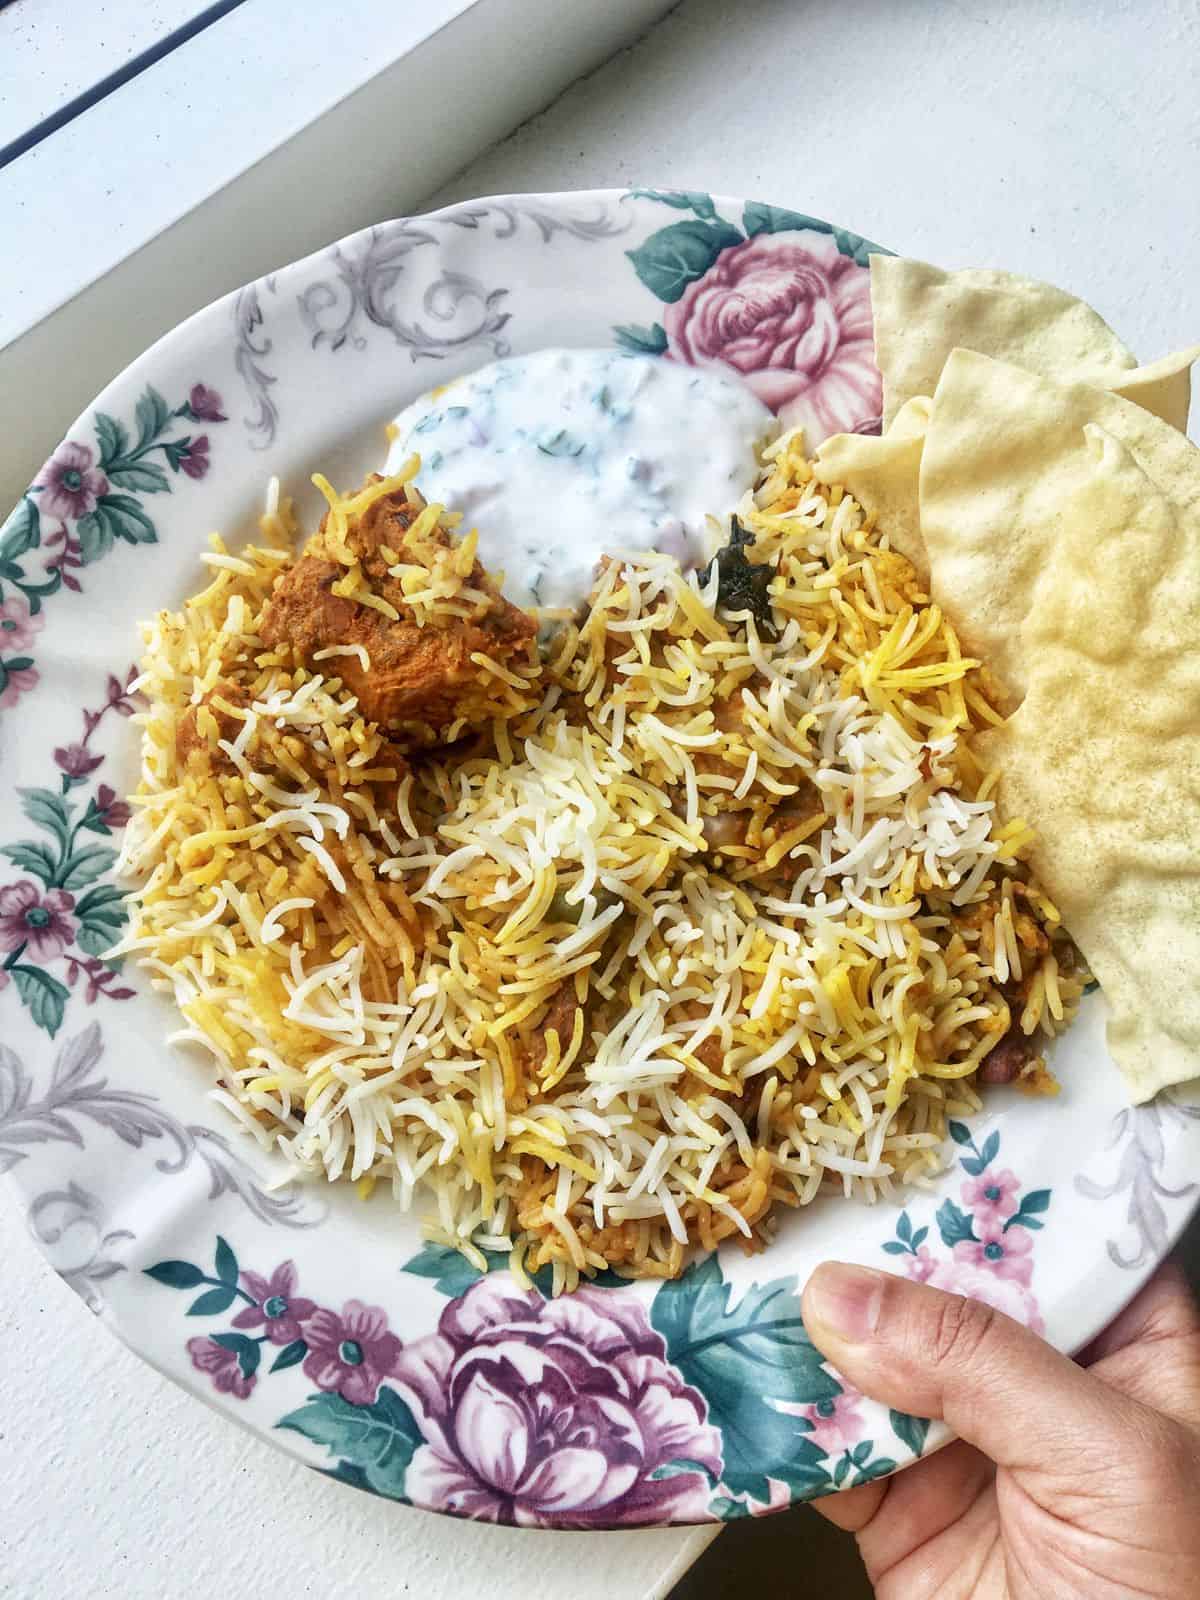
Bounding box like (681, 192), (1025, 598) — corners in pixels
(384, 348), (771, 610)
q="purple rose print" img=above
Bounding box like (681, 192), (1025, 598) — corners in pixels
(188, 1336), (256, 1399)
(54, 742), (105, 779)
(178, 435), (211, 480)
(303, 1299), (402, 1405)
(391, 1276), (721, 1527)
(33, 441), (109, 522)
(233, 1260), (316, 1345)
(0, 595), (44, 654)
(0, 882), (77, 961)
(188, 383), (227, 422)
(664, 230), (880, 440)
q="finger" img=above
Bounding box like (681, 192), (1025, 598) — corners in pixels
(809, 1475), (889, 1533)
(1080, 1262), (1200, 1427)
(854, 1441), (993, 1581)
(1079, 1260), (1200, 1366)
(801, 1262), (1144, 1475)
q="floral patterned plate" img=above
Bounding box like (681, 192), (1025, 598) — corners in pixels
(2, 189), (1198, 1529)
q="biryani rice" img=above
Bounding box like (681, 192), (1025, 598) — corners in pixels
(113, 433), (1084, 1292)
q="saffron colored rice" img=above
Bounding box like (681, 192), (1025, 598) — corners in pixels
(113, 434), (1083, 1293)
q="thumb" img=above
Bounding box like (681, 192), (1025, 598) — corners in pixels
(802, 1262), (1141, 1473)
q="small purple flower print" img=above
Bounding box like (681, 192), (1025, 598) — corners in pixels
(0, 663), (38, 709)
(33, 441), (109, 522)
(93, 783), (132, 829)
(954, 1224), (1034, 1287)
(961, 1169), (1021, 1229)
(0, 595), (44, 654)
(904, 1244), (937, 1284)
(188, 384), (227, 422)
(233, 1261), (316, 1346)
(303, 1299), (401, 1405)
(800, 1386), (867, 1458)
(0, 882), (77, 961)
(54, 742), (105, 779)
(188, 1336), (256, 1400)
(179, 435), (211, 481)
(391, 1276), (721, 1527)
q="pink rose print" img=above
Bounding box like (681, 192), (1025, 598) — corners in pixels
(391, 1275), (721, 1527)
(904, 1244), (938, 1284)
(187, 1336), (256, 1399)
(800, 1386), (867, 1458)
(33, 441), (109, 522)
(953, 1224), (1034, 1287)
(0, 881), (77, 961)
(303, 1299), (402, 1406)
(962, 1169), (1021, 1229)
(0, 595), (44, 654)
(663, 230), (881, 442)
(233, 1260), (316, 1346)
(0, 663), (38, 709)
(926, 1258), (1044, 1337)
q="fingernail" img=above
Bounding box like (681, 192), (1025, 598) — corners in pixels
(805, 1264), (886, 1342)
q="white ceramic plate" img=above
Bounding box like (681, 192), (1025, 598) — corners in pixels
(2, 188), (1197, 1529)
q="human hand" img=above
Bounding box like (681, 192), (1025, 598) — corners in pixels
(801, 1259), (1200, 1598)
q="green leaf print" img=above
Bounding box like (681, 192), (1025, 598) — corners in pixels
(613, 321), (669, 356)
(1, 840), (57, 884)
(106, 460), (171, 494)
(0, 497), (40, 564)
(626, 219), (744, 304)
(936, 1197), (979, 1248)
(278, 1386), (421, 1500)
(75, 512), (111, 565)
(212, 1332), (262, 1380)
(630, 188), (719, 221)
(651, 1255), (840, 1502)
(11, 966), (69, 1038)
(889, 1409), (931, 1457)
(401, 1241), (486, 1298)
(58, 844), (117, 891)
(20, 788), (70, 850)
(741, 201), (890, 267)
(134, 386), (172, 449)
(145, 1260), (207, 1289)
(94, 413), (130, 467)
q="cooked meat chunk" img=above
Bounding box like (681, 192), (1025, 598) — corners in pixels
(526, 981), (585, 1073)
(259, 478), (538, 743)
(979, 1022), (1041, 1085)
(175, 680), (249, 772)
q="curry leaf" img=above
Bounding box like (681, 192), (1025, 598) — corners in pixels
(651, 1255), (839, 1502)
(626, 219), (743, 304)
(278, 1386), (420, 1499)
(12, 966), (69, 1037)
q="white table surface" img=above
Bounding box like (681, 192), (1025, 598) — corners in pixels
(3, 2), (1199, 1597)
